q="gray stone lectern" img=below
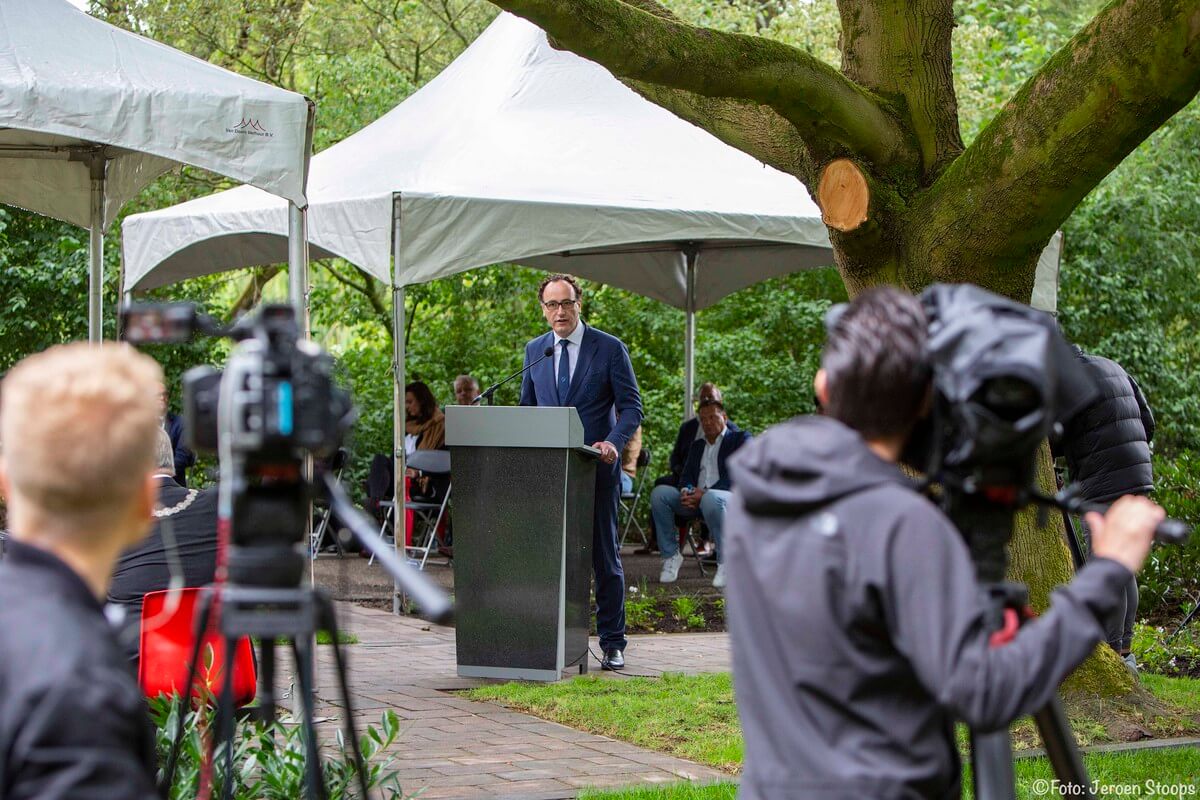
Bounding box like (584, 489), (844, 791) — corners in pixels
(445, 406), (596, 681)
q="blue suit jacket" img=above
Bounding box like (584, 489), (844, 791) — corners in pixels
(519, 324), (643, 452)
(680, 424), (752, 492)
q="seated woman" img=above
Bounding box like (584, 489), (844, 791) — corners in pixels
(404, 381), (447, 502)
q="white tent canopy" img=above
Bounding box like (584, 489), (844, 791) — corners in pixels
(0, 0), (313, 339)
(124, 13), (832, 308)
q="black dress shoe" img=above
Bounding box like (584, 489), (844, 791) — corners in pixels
(601, 648), (625, 671)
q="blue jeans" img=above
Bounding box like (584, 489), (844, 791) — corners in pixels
(650, 485), (731, 562)
(620, 472), (633, 494)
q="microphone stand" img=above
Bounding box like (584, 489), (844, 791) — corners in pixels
(473, 347), (555, 406)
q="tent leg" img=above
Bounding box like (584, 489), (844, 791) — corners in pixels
(88, 169), (105, 344)
(392, 196), (407, 616)
(683, 249), (697, 420)
(392, 283), (406, 616)
(288, 203), (310, 329)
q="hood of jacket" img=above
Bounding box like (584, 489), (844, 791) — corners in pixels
(729, 415), (910, 515)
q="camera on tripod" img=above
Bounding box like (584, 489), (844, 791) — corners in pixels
(123, 300), (450, 800)
(125, 301), (355, 588)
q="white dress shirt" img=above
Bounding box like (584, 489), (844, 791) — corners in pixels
(555, 320), (587, 385)
(696, 429), (725, 489)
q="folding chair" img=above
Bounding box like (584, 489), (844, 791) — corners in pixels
(310, 447), (349, 558)
(403, 450), (452, 570)
(619, 446), (651, 547)
(678, 518), (709, 578)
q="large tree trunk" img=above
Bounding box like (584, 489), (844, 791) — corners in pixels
(487, 0), (1200, 711)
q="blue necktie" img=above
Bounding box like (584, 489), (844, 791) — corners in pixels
(556, 339), (570, 405)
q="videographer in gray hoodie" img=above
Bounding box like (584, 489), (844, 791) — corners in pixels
(724, 286), (1164, 800)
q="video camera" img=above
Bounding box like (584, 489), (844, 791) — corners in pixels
(123, 302), (355, 587)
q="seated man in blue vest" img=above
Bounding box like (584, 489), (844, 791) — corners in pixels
(651, 397), (751, 588)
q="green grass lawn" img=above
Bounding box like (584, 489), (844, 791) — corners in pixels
(467, 672), (741, 772)
(467, 672), (1200, 798)
(578, 748), (1200, 800)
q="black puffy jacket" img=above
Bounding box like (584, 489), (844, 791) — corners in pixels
(1060, 348), (1155, 503)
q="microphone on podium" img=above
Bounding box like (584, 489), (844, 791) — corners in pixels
(473, 346), (555, 405)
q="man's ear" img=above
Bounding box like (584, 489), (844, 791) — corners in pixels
(813, 369), (829, 409)
(0, 460), (9, 502)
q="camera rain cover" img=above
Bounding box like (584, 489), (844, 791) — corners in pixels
(919, 284), (1097, 469)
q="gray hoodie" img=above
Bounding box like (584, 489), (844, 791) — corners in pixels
(726, 415), (1131, 800)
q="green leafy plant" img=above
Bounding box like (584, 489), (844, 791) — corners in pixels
(149, 696), (403, 799)
(685, 613), (707, 630)
(626, 579), (664, 630)
(1131, 622), (1200, 678)
(671, 595), (698, 623)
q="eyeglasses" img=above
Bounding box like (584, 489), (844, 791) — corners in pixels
(542, 299), (578, 311)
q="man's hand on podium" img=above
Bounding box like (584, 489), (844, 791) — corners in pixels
(593, 440), (618, 465)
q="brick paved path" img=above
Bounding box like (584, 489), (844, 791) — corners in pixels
(293, 602), (732, 799)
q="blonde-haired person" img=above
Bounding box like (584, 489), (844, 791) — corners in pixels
(0, 342), (162, 799)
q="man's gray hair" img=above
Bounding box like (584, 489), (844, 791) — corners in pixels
(154, 427), (175, 472)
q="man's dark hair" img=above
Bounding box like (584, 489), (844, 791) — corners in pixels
(538, 273), (583, 303)
(822, 286), (929, 439)
(698, 397), (726, 414)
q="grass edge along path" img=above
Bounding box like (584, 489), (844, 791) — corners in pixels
(465, 672), (1200, 790)
(577, 746), (1200, 799)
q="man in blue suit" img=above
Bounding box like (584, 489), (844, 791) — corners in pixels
(651, 398), (751, 589)
(520, 274), (642, 670)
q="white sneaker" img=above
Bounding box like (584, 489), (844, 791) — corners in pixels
(712, 564), (727, 589)
(659, 552), (684, 583)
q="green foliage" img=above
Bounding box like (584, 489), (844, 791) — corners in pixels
(953, 1), (1067, 143)
(0, 209), (107, 361)
(1139, 453), (1200, 615)
(670, 595), (699, 623)
(1132, 623), (1200, 679)
(1059, 103), (1200, 457)
(625, 580), (664, 630)
(148, 696), (403, 799)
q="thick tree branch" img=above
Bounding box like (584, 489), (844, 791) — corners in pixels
(914, 0), (1200, 284)
(627, 81), (816, 182)
(488, 0), (919, 170)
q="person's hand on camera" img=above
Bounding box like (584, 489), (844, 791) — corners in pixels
(1088, 495), (1164, 575)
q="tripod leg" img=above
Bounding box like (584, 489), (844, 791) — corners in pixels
(291, 638), (328, 800)
(218, 636), (238, 800)
(970, 729), (1018, 800)
(161, 588), (216, 796)
(1060, 510), (1087, 572)
(255, 639), (277, 725)
(317, 595), (372, 800)
(1033, 699), (1093, 797)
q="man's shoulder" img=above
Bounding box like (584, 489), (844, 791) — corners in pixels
(523, 330), (553, 350)
(0, 573), (121, 680)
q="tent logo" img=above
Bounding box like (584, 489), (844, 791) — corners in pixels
(227, 117), (274, 138)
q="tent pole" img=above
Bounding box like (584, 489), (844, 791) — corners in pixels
(683, 248), (697, 420)
(392, 195), (406, 616)
(287, 203), (310, 330)
(87, 157), (106, 344)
